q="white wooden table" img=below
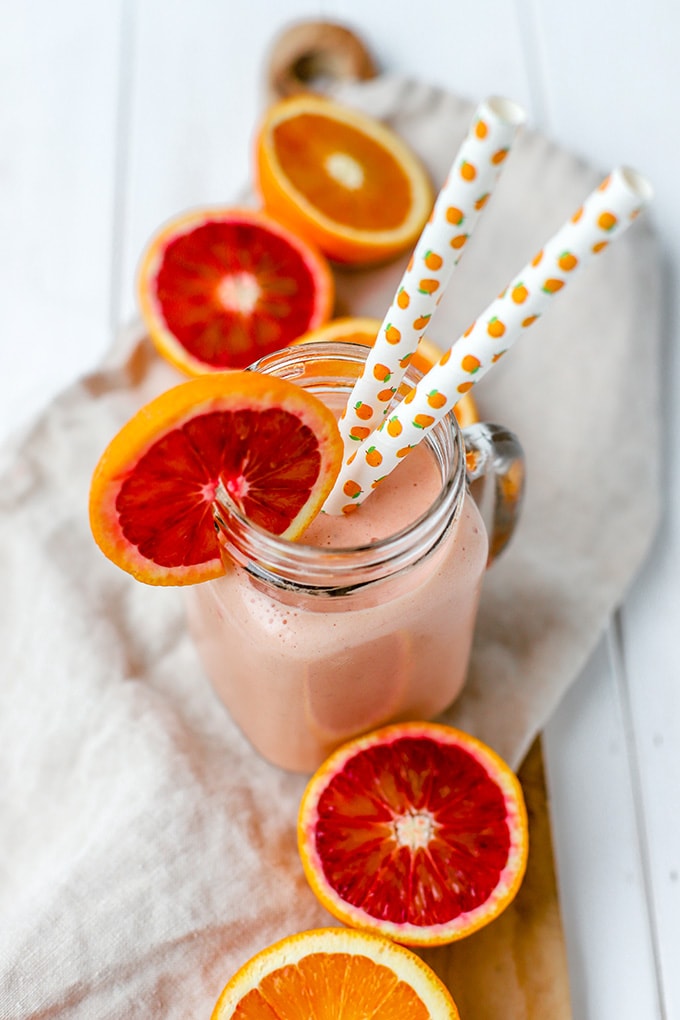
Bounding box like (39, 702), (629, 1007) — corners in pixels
(3, 3), (678, 1016)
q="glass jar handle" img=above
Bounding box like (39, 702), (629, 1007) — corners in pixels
(462, 422), (525, 565)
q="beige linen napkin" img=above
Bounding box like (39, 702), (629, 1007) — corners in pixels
(0, 75), (661, 1017)
(329, 76), (662, 765)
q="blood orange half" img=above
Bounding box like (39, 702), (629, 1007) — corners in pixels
(137, 207), (334, 375)
(89, 372), (343, 585)
(211, 927), (459, 1020)
(298, 722), (528, 946)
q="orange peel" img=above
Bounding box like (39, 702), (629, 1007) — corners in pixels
(211, 927), (460, 1019)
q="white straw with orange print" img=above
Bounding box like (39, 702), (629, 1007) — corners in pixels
(337, 96), (526, 450)
(324, 166), (653, 514)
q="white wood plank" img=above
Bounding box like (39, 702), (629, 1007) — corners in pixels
(0, 1), (124, 443)
(532, 2), (680, 1012)
(116, 0), (535, 327)
(544, 629), (662, 1018)
(621, 555), (680, 1020)
(116, 0), (324, 326)
(330, 0), (534, 111)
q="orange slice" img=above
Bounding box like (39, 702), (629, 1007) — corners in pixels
(89, 372), (343, 585)
(294, 316), (479, 426)
(298, 722), (528, 946)
(210, 927), (459, 1019)
(137, 207), (334, 375)
(255, 95), (434, 265)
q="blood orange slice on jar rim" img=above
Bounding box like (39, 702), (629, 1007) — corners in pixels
(89, 371), (343, 585)
(298, 721), (528, 946)
(137, 207), (334, 374)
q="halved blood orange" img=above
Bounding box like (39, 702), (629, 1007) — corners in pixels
(294, 317), (479, 426)
(211, 927), (459, 1020)
(137, 207), (334, 375)
(255, 95), (434, 265)
(89, 372), (343, 585)
(298, 722), (528, 947)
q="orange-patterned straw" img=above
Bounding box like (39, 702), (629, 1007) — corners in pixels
(337, 96), (526, 451)
(323, 166), (653, 514)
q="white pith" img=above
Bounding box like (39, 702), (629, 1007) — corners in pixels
(393, 809), (436, 850)
(216, 271), (260, 314)
(324, 151), (365, 190)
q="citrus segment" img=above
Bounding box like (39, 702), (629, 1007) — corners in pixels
(89, 372), (343, 585)
(211, 927), (459, 1019)
(256, 96), (434, 265)
(137, 207), (334, 375)
(298, 722), (528, 946)
(294, 318), (479, 426)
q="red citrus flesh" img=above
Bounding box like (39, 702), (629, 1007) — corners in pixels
(298, 722), (528, 945)
(138, 208), (334, 374)
(89, 372), (343, 585)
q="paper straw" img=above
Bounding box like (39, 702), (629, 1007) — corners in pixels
(323, 166), (653, 515)
(337, 96), (526, 451)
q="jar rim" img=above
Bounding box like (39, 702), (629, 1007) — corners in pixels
(212, 341), (466, 590)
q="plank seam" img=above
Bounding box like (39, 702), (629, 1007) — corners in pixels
(109, 0), (136, 335)
(610, 612), (668, 1019)
(512, 0), (553, 132)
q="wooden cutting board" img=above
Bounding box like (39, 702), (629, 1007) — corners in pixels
(421, 739), (573, 1018)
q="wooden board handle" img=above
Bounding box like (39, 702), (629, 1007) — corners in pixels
(265, 20), (377, 103)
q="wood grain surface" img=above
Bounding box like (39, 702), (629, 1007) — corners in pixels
(422, 741), (572, 1018)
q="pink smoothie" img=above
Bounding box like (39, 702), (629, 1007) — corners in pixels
(186, 439), (488, 773)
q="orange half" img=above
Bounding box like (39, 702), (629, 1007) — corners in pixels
(89, 372), (343, 585)
(294, 317), (479, 426)
(255, 95), (434, 265)
(211, 927), (460, 1019)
